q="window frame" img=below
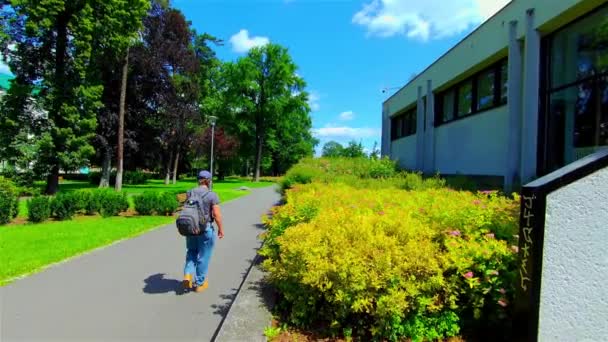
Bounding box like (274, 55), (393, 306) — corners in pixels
(435, 58), (508, 127)
(390, 107), (417, 141)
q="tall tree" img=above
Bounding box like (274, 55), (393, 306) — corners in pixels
(0, 0), (147, 194)
(224, 44), (309, 181)
(322, 141), (345, 158)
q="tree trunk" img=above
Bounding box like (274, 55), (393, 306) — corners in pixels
(165, 149), (173, 185)
(115, 47), (129, 192)
(254, 135), (263, 182)
(99, 146), (112, 188)
(172, 149), (179, 184)
(45, 165), (60, 195)
(45, 15), (68, 195)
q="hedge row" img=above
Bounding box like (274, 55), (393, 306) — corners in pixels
(26, 189), (130, 223)
(260, 158), (520, 341)
(0, 177), (19, 224)
(133, 192), (179, 216)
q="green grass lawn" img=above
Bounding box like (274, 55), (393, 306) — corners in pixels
(2, 178), (275, 286)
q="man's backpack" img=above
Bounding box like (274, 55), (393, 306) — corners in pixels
(176, 190), (210, 236)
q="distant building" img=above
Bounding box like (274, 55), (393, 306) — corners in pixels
(381, 0), (608, 191)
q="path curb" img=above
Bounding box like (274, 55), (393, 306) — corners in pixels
(214, 252), (275, 342)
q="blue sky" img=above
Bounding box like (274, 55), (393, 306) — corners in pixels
(172, 0), (511, 154)
(1, 0), (510, 155)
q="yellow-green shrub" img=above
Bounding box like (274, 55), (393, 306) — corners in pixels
(260, 183), (519, 341)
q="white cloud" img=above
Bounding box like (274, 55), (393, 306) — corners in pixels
(313, 125), (380, 139)
(229, 29), (270, 53)
(352, 0), (511, 41)
(339, 111), (355, 121)
(308, 91), (321, 112)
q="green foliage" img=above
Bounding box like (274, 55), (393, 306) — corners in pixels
(341, 140), (366, 158)
(27, 196), (52, 223)
(0, 177), (19, 224)
(89, 171), (148, 186)
(280, 157), (399, 191)
(155, 192), (179, 216)
(133, 192), (177, 216)
(222, 43), (316, 179)
(1, 0), (149, 193)
(73, 189), (100, 215)
(95, 189), (129, 218)
(261, 178), (520, 340)
(133, 192), (157, 215)
(51, 193), (78, 221)
(123, 171), (149, 185)
(321, 141), (344, 158)
(263, 326), (282, 339)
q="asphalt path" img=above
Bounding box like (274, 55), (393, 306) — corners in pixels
(0, 186), (280, 342)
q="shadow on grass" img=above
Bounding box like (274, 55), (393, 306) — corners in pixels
(142, 273), (186, 296)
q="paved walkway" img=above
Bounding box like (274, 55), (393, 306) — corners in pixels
(0, 186), (280, 342)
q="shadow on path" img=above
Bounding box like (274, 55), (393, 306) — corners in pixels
(142, 273), (186, 296)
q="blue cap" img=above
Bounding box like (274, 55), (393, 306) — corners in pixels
(197, 170), (212, 180)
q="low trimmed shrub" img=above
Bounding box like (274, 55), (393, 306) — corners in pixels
(51, 192), (78, 220)
(155, 192), (179, 216)
(27, 196), (52, 223)
(133, 192), (157, 215)
(73, 189), (100, 215)
(260, 183), (519, 341)
(0, 177), (19, 224)
(95, 189), (129, 218)
(123, 171), (149, 185)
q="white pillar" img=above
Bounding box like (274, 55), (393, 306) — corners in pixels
(505, 20), (523, 193)
(416, 86), (425, 171)
(521, 8), (540, 184)
(381, 102), (390, 157)
(424, 80), (435, 174)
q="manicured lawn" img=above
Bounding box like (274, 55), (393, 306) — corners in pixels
(0, 216), (174, 286)
(2, 178), (275, 286)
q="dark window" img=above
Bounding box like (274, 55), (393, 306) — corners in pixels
(500, 61), (508, 104)
(390, 108), (417, 140)
(477, 69), (496, 111)
(457, 80), (473, 117)
(543, 5), (608, 173)
(435, 58), (508, 126)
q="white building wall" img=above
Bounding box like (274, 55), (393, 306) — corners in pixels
(434, 106), (509, 176)
(390, 135), (417, 170)
(538, 166), (608, 341)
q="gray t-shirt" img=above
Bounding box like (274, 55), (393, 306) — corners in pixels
(187, 186), (220, 222)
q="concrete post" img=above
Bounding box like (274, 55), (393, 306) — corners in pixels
(381, 102), (390, 157)
(424, 80), (435, 174)
(521, 8), (541, 184)
(505, 20), (523, 193)
(416, 86), (425, 171)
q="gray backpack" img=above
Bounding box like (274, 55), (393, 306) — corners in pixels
(176, 190), (210, 236)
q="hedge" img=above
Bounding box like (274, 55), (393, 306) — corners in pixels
(0, 177), (19, 224)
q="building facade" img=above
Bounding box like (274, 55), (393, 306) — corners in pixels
(381, 0), (608, 191)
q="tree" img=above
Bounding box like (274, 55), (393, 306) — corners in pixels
(0, 0), (148, 194)
(322, 141), (344, 158)
(192, 127), (239, 180)
(370, 141), (380, 160)
(342, 140), (366, 158)
(223, 43), (310, 181)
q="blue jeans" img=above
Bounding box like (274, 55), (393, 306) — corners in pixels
(184, 224), (216, 286)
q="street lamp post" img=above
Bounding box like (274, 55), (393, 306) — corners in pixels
(208, 115), (218, 189)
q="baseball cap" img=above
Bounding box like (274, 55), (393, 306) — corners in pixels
(197, 170), (212, 180)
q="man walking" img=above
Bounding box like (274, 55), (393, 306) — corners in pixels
(183, 170), (224, 292)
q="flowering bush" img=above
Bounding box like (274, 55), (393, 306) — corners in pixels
(260, 182), (519, 341)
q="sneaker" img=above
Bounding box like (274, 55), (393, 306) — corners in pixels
(182, 274), (193, 289)
(195, 280), (208, 293)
